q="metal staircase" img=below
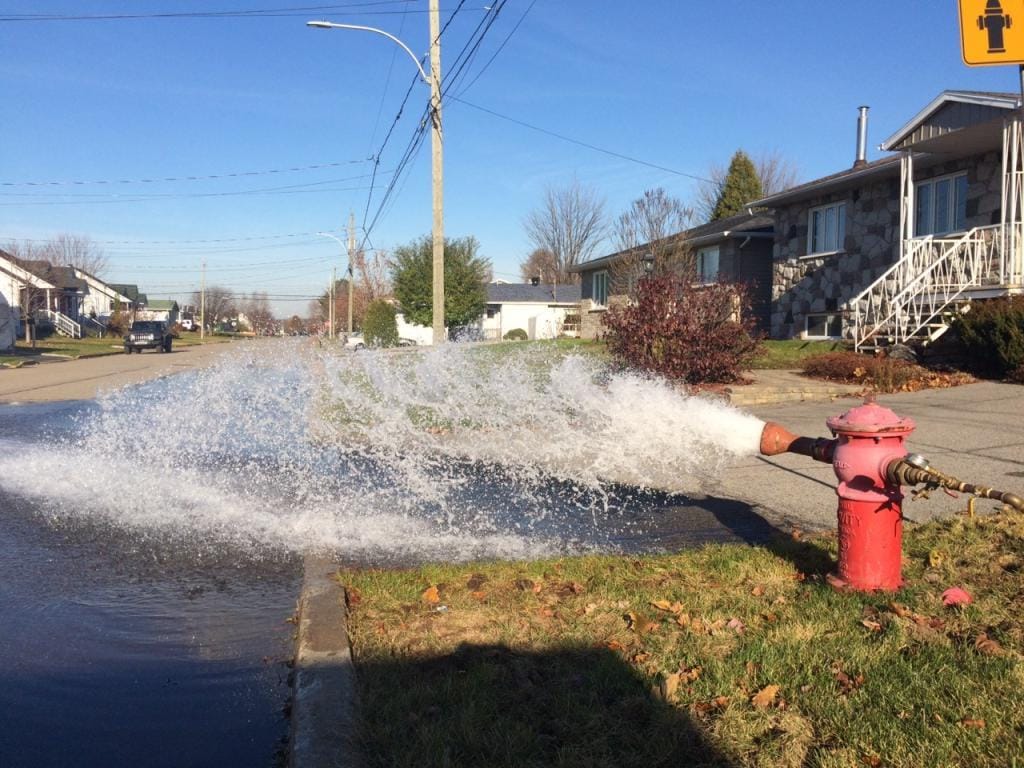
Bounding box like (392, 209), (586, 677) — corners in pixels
(850, 225), (1002, 352)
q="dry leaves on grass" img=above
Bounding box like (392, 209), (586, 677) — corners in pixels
(974, 633), (1005, 656)
(421, 585), (440, 604)
(751, 684), (780, 709)
(625, 611), (659, 635)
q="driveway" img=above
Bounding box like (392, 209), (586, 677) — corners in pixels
(0, 341), (240, 403)
(715, 381), (1024, 530)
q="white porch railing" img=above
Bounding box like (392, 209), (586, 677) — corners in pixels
(79, 314), (106, 337)
(35, 309), (82, 339)
(850, 224), (1005, 351)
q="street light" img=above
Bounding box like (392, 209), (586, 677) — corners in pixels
(318, 232), (354, 336)
(308, 2), (446, 345)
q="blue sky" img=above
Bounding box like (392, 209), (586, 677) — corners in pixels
(1, 0), (1021, 316)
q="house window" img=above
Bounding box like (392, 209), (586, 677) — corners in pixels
(592, 271), (609, 306)
(696, 246), (720, 283)
(808, 202), (846, 255)
(486, 307), (496, 319)
(915, 172), (968, 236)
(805, 313), (842, 339)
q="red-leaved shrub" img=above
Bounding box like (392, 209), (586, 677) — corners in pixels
(601, 273), (762, 384)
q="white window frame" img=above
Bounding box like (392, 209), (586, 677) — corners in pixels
(804, 312), (843, 339)
(914, 171), (968, 237)
(807, 202), (846, 256)
(592, 270), (609, 307)
(696, 245), (720, 284)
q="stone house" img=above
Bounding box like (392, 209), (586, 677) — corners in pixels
(754, 90), (1024, 346)
(568, 211), (774, 340)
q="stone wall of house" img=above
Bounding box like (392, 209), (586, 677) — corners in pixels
(770, 151), (1002, 338)
(578, 300), (606, 340)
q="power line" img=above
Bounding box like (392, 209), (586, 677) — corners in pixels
(0, 158), (372, 188)
(454, 0), (536, 97)
(447, 96), (713, 183)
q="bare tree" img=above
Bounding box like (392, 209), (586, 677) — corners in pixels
(190, 286), (236, 331)
(42, 234), (108, 277)
(2, 240), (56, 343)
(519, 248), (557, 282)
(353, 247), (392, 301)
(610, 188), (695, 289)
(695, 150), (800, 223)
(240, 291), (274, 335)
(523, 178), (608, 283)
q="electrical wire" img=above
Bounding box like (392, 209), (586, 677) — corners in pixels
(447, 96), (713, 182)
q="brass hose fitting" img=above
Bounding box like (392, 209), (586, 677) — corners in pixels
(886, 458), (1024, 512)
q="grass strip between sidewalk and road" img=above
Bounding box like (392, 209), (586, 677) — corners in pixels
(338, 512), (1024, 768)
(2, 333), (230, 366)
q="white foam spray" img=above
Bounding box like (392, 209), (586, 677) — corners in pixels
(0, 341), (766, 560)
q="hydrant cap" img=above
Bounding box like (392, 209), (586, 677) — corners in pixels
(825, 399), (915, 435)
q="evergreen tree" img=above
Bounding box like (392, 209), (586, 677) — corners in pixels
(711, 150), (763, 221)
(391, 235), (489, 329)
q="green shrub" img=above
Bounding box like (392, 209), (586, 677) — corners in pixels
(363, 300), (399, 348)
(953, 297), (1024, 378)
(503, 328), (528, 341)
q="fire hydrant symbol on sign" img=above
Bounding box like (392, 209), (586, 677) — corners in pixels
(979, 0), (1012, 52)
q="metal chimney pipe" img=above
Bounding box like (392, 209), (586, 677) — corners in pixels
(854, 106), (869, 168)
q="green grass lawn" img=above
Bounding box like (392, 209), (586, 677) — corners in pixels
(1, 332), (230, 366)
(340, 512), (1024, 768)
(752, 339), (851, 370)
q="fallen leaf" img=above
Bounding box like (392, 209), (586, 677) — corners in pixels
(659, 672), (681, 701)
(675, 612), (691, 628)
(861, 619), (883, 633)
(650, 599), (675, 613)
(727, 617), (746, 634)
(960, 718), (986, 729)
(344, 587), (362, 606)
(421, 585), (440, 604)
(606, 640), (625, 652)
(974, 633), (1004, 656)
(693, 695), (729, 714)
(466, 574), (487, 591)
(680, 665), (702, 683)
(625, 611), (659, 634)
(514, 579), (534, 592)
(583, 602), (598, 615)
(791, 527), (803, 541)
(927, 549), (945, 568)
(861, 756), (881, 768)
(751, 585), (765, 597)
(889, 602), (913, 618)
(942, 587), (973, 607)
(745, 661), (759, 677)
(751, 684), (780, 709)
(470, 590), (487, 600)
(532, 581), (543, 594)
(632, 652), (651, 664)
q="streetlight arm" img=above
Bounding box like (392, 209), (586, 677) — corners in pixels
(307, 20), (431, 85)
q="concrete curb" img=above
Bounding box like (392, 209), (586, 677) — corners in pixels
(290, 556), (359, 768)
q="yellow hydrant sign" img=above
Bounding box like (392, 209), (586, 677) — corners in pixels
(960, 0), (1024, 65)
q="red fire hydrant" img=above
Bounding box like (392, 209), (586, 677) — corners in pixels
(759, 398), (1023, 592)
(825, 401), (914, 591)
(759, 399), (915, 592)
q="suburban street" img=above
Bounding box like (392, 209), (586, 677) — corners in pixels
(0, 341), (241, 404)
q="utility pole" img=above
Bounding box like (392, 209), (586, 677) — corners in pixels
(347, 212), (356, 336)
(330, 267), (336, 339)
(200, 260), (206, 340)
(429, 0), (445, 345)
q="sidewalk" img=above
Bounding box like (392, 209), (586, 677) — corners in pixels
(727, 368), (862, 407)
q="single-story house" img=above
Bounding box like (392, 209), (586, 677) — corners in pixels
(753, 90), (1024, 347)
(0, 250), (56, 348)
(569, 212), (775, 340)
(480, 282), (583, 340)
(136, 299), (179, 327)
(109, 284), (147, 314)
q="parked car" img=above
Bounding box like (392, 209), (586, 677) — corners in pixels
(398, 338), (417, 347)
(344, 333), (365, 350)
(124, 320), (172, 354)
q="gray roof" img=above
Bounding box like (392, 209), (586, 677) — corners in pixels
(569, 211), (774, 273)
(487, 283), (581, 304)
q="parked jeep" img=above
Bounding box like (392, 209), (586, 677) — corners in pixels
(124, 320), (172, 354)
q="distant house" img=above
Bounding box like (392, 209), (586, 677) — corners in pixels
(0, 250), (56, 348)
(108, 284), (147, 314)
(72, 268), (132, 326)
(753, 90), (1024, 347)
(136, 299), (179, 327)
(480, 282), (582, 340)
(569, 212), (775, 340)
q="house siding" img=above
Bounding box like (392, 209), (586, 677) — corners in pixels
(769, 149), (1004, 338)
